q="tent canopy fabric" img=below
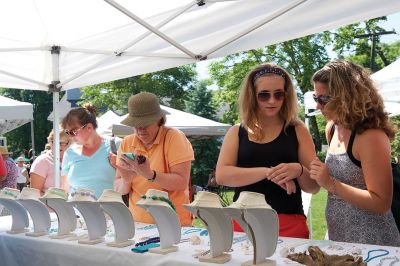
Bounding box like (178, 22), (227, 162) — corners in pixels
(0, 0), (399, 92)
(0, 95), (33, 135)
(97, 107), (231, 137)
(372, 58), (400, 105)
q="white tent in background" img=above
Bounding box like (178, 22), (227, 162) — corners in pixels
(1, 0), (399, 186)
(97, 107), (231, 138)
(372, 58), (400, 116)
(0, 95), (35, 154)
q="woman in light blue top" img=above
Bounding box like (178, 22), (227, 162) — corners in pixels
(61, 104), (120, 198)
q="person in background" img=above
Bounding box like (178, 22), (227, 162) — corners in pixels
(16, 157), (28, 191)
(0, 152), (7, 181)
(216, 63), (320, 238)
(310, 60), (400, 246)
(30, 129), (70, 195)
(0, 146), (18, 189)
(61, 104), (120, 199)
(114, 92), (195, 226)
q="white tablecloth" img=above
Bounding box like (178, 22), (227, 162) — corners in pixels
(0, 215), (399, 266)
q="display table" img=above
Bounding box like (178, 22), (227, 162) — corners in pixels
(0, 215), (399, 266)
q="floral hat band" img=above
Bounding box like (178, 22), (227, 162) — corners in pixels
(253, 67), (287, 86)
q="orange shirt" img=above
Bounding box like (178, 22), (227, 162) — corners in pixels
(118, 126), (195, 226)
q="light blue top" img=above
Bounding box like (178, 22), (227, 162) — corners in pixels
(61, 137), (120, 199)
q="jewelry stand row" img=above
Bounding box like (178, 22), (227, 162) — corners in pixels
(0, 187), (279, 265)
(184, 191), (279, 266)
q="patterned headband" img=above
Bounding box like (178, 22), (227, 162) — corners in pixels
(252, 67), (287, 85)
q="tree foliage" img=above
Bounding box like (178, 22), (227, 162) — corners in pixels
(80, 65), (197, 113)
(185, 80), (221, 186)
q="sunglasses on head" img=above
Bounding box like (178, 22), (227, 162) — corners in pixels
(312, 94), (330, 105)
(65, 124), (87, 136)
(257, 91), (285, 102)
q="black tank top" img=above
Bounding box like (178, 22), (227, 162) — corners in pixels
(234, 124), (304, 215)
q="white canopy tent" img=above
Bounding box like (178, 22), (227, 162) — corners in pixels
(1, 0), (399, 186)
(0, 95), (35, 154)
(372, 58), (400, 116)
(97, 107), (231, 137)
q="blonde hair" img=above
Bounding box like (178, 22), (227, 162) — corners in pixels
(312, 60), (395, 139)
(47, 128), (70, 144)
(239, 63), (300, 141)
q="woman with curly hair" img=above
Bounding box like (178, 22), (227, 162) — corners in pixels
(310, 60), (400, 246)
(216, 63), (320, 238)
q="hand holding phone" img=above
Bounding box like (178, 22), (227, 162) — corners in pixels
(122, 152), (135, 160)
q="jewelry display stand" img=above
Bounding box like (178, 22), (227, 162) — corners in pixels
(183, 191), (233, 264)
(18, 187), (51, 237)
(136, 189), (181, 254)
(68, 189), (106, 245)
(98, 189), (135, 248)
(0, 188), (29, 234)
(40, 187), (77, 239)
(225, 191), (278, 266)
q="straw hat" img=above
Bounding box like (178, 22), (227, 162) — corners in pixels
(120, 92), (169, 128)
(19, 187), (40, 200)
(183, 191), (222, 213)
(68, 188), (97, 202)
(226, 191), (272, 210)
(98, 189), (124, 204)
(136, 189), (173, 209)
(0, 146), (12, 155)
(0, 188), (20, 200)
(41, 187), (68, 201)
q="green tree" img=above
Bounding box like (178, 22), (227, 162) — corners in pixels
(0, 88), (53, 157)
(80, 66), (197, 112)
(185, 80), (221, 186)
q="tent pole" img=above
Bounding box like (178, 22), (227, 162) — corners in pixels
(202, 0), (306, 57)
(30, 120), (35, 159)
(104, 0), (198, 59)
(50, 46), (61, 188)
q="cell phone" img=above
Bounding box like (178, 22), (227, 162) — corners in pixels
(122, 152), (135, 160)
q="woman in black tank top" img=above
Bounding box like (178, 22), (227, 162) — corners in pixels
(216, 63), (320, 239)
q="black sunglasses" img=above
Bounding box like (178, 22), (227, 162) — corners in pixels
(312, 94), (330, 105)
(257, 91), (285, 102)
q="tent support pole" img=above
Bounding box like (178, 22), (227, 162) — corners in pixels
(50, 46), (62, 188)
(30, 120), (35, 159)
(104, 0), (199, 59)
(202, 0), (306, 57)
(59, 0), (197, 88)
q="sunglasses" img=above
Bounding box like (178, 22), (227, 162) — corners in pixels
(65, 124), (87, 136)
(312, 94), (330, 105)
(257, 91), (285, 102)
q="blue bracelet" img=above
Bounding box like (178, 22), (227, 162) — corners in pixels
(364, 249), (389, 263)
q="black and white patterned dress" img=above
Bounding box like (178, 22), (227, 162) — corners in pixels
(325, 152), (400, 246)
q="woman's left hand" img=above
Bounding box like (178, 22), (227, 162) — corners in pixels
(268, 163), (302, 185)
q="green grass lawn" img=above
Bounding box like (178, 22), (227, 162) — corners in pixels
(193, 189), (328, 240)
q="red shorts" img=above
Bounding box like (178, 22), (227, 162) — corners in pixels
(232, 213), (309, 239)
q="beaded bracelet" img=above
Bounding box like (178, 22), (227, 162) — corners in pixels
(46, 189), (68, 200)
(140, 195), (176, 211)
(1, 190), (18, 199)
(298, 163), (303, 177)
(71, 191), (97, 201)
(134, 236), (160, 247)
(329, 177), (337, 196)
